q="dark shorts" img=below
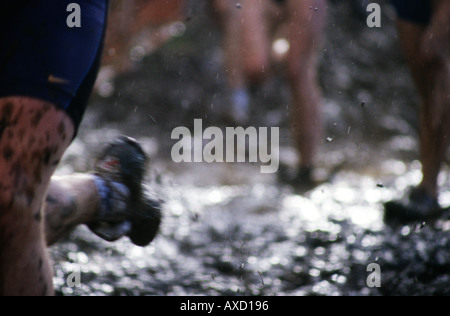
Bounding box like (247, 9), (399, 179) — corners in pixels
(272, 0), (286, 6)
(0, 0), (109, 133)
(390, 0), (432, 25)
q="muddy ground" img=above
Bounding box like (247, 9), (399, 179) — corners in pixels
(50, 1), (449, 296)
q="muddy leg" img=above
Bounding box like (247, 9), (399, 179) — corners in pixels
(0, 97), (74, 296)
(44, 175), (101, 246)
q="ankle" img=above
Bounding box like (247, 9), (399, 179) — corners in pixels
(415, 185), (438, 201)
(93, 175), (129, 221)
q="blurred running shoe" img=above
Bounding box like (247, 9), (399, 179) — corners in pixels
(88, 136), (162, 246)
(384, 187), (447, 224)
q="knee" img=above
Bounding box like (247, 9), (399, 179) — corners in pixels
(0, 154), (26, 213)
(0, 147), (51, 213)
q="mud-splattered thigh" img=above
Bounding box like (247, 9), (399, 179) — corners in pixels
(0, 97), (74, 212)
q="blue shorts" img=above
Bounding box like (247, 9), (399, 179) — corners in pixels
(0, 0), (109, 133)
(390, 0), (432, 25)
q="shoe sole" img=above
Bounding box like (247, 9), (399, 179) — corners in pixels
(128, 196), (163, 247)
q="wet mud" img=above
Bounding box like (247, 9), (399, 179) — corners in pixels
(50, 2), (449, 296)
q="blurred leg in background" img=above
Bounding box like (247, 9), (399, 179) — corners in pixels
(286, 0), (327, 188)
(211, 0), (327, 189)
(211, 0), (272, 123)
(103, 0), (185, 72)
(385, 0), (450, 223)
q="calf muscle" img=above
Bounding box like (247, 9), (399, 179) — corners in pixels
(0, 97), (74, 295)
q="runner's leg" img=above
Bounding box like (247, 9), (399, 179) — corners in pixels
(0, 97), (74, 295)
(286, 0), (327, 174)
(396, 0), (450, 199)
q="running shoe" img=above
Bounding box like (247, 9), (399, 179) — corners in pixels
(277, 164), (319, 192)
(384, 187), (446, 224)
(88, 136), (162, 247)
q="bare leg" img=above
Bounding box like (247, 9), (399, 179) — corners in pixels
(211, 0), (275, 122)
(0, 97), (74, 296)
(211, 0), (249, 122)
(240, 0), (272, 86)
(286, 0), (327, 170)
(44, 175), (100, 246)
(396, 0), (450, 199)
(418, 0), (450, 198)
(212, 0), (249, 92)
(384, 0), (449, 223)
